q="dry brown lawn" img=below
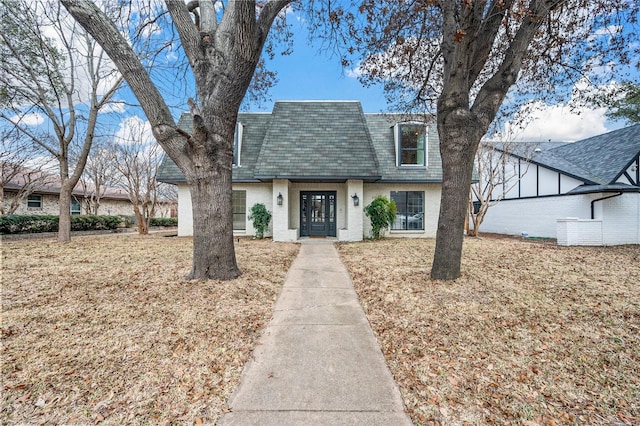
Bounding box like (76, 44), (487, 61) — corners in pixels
(1, 234), (298, 425)
(2, 233), (639, 426)
(337, 236), (640, 426)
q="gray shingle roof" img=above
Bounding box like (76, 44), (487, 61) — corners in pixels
(254, 101), (380, 180)
(156, 101), (445, 184)
(490, 124), (640, 185)
(548, 124), (640, 184)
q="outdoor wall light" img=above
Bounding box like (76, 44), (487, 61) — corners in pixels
(352, 193), (359, 206)
(277, 192), (284, 206)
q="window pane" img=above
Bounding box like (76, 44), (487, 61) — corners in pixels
(390, 191), (424, 230)
(27, 195), (42, 208)
(71, 201), (81, 215)
(401, 126), (419, 149)
(232, 190), (246, 230)
(399, 124), (426, 166)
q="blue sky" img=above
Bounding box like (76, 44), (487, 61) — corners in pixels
(256, 19), (389, 113)
(241, 13), (630, 141)
(5, 3), (635, 147)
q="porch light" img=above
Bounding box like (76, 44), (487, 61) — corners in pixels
(352, 193), (359, 206)
(277, 192), (284, 206)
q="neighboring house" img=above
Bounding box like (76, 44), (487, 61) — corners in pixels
(157, 100), (444, 241)
(2, 171), (177, 218)
(479, 124), (640, 245)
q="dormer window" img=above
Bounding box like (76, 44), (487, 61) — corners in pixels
(394, 123), (427, 167)
(233, 122), (244, 167)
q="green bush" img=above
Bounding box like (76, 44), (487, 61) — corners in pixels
(150, 217), (178, 227)
(0, 215), (58, 234)
(248, 203), (272, 239)
(71, 215), (121, 231)
(364, 195), (397, 239)
(0, 215), (122, 234)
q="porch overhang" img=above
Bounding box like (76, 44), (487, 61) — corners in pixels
(254, 175), (381, 183)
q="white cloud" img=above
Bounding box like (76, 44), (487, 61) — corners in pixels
(345, 66), (362, 79)
(490, 100), (611, 142)
(115, 115), (154, 145)
(99, 101), (126, 114)
(9, 112), (45, 126)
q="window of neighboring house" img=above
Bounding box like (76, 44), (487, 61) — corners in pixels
(395, 123), (427, 167)
(232, 190), (246, 230)
(233, 122), (244, 167)
(391, 191), (424, 230)
(71, 200), (82, 215)
(27, 194), (42, 209)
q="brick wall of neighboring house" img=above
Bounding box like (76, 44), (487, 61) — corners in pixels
(3, 192), (135, 216)
(4, 192), (177, 218)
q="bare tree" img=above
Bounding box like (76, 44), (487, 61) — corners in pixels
(468, 140), (535, 236)
(156, 182), (178, 218)
(0, 0), (122, 241)
(313, 0), (638, 279)
(61, 0), (296, 280)
(113, 117), (164, 235)
(0, 129), (55, 216)
(78, 139), (119, 215)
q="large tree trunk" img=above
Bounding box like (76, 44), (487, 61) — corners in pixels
(431, 111), (483, 280)
(187, 154), (239, 281)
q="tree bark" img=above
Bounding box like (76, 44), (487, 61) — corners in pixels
(431, 111), (482, 280)
(188, 161), (239, 280)
(58, 182), (72, 242)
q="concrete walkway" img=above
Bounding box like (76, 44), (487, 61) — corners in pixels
(218, 239), (412, 425)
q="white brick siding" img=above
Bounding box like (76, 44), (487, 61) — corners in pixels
(602, 193), (640, 245)
(557, 218), (603, 246)
(480, 194), (597, 238)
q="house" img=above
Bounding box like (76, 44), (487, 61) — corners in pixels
(156, 100), (444, 241)
(478, 124), (640, 245)
(2, 168), (177, 218)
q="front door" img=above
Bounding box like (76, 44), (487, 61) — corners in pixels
(300, 191), (336, 237)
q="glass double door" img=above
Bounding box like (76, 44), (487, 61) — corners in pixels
(300, 191), (336, 237)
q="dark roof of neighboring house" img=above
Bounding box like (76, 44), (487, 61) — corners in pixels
(157, 100), (443, 184)
(548, 124), (640, 184)
(2, 166), (130, 201)
(491, 124), (640, 185)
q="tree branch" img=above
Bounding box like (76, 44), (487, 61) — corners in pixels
(165, 0), (201, 66)
(61, 0), (184, 158)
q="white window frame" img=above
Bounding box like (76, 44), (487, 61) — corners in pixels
(27, 194), (42, 209)
(394, 122), (428, 167)
(233, 122), (244, 167)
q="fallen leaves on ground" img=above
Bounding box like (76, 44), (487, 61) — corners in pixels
(338, 236), (639, 426)
(1, 234), (298, 424)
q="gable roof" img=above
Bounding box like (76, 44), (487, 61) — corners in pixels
(548, 124), (640, 184)
(493, 124), (640, 186)
(157, 100), (443, 184)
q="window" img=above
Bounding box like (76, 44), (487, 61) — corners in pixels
(27, 194), (42, 209)
(391, 191), (424, 230)
(395, 123), (427, 166)
(233, 122), (244, 167)
(71, 200), (81, 215)
(232, 190), (246, 230)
